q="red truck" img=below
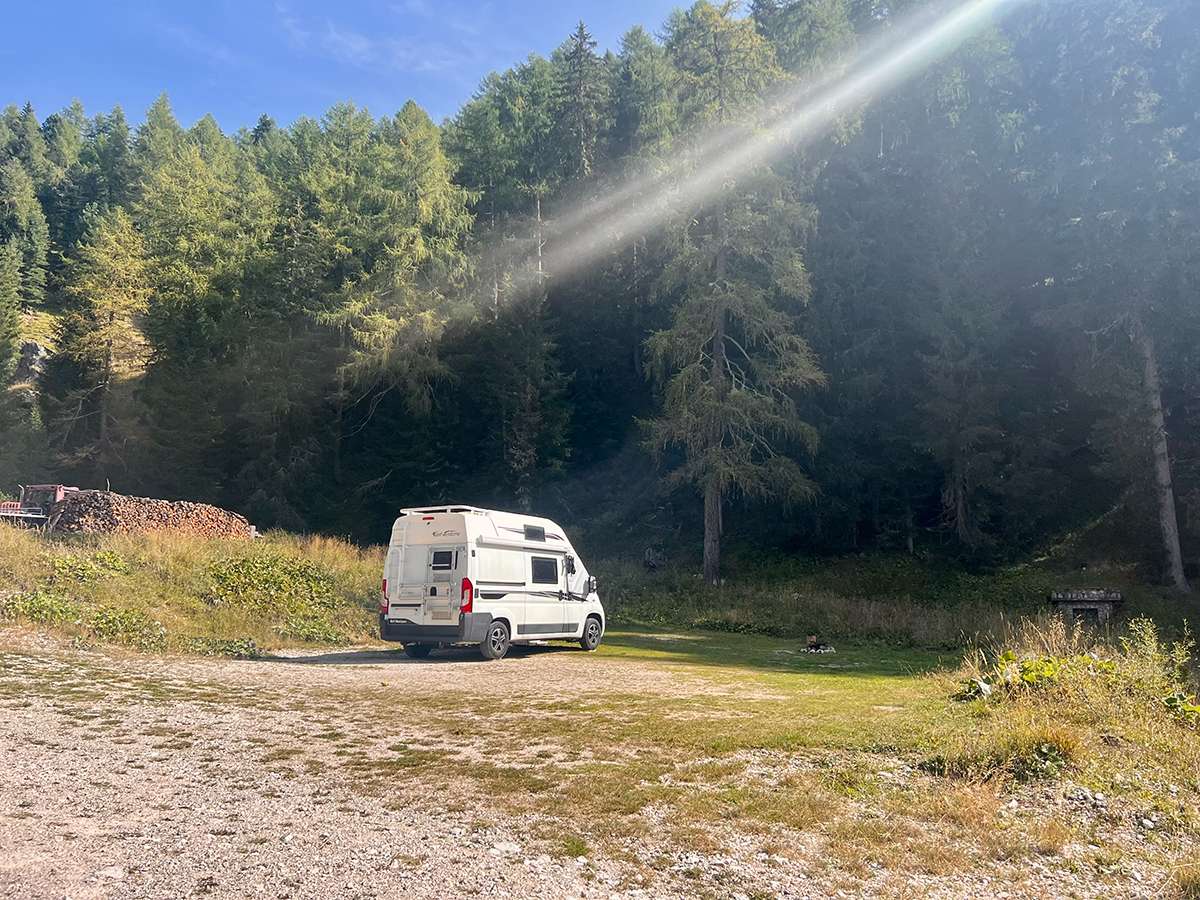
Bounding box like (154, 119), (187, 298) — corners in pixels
(0, 485), (80, 528)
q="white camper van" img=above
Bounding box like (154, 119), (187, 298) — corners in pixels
(379, 506), (605, 660)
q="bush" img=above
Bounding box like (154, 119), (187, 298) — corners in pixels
(0, 589), (81, 625)
(87, 605), (167, 651)
(953, 616), (1198, 728)
(180, 636), (260, 658)
(206, 552), (351, 644)
(206, 554), (338, 612)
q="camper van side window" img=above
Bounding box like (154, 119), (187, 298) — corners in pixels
(531, 557), (558, 584)
(431, 550), (454, 570)
(524, 525), (546, 542)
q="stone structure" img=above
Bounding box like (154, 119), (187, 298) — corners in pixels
(1049, 589), (1123, 626)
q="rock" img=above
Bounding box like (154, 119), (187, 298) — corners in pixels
(97, 866), (126, 880)
(493, 842), (521, 855)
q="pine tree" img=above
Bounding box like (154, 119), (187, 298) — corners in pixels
(645, 2), (825, 584)
(134, 93), (186, 176)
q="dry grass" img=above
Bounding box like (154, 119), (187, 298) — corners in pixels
(1173, 861), (1200, 899)
(0, 524), (384, 650)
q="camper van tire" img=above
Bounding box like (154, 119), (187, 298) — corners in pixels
(402, 643), (432, 659)
(481, 620), (511, 660)
(581, 616), (603, 651)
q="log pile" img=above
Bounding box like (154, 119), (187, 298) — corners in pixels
(50, 491), (253, 539)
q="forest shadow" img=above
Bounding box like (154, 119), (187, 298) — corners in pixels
(601, 627), (953, 678)
(259, 628), (950, 677)
(261, 641), (580, 666)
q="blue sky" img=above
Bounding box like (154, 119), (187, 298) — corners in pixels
(4, 0), (682, 131)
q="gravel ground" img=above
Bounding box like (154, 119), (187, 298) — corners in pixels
(0, 631), (1190, 900)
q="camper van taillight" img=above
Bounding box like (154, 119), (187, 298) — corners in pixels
(381, 579), (388, 612)
(460, 577), (474, 614)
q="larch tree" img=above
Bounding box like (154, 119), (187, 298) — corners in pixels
(63, 207), (150, 479)
(644, 1), (826, 584)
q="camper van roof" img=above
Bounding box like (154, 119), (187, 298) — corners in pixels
(399, 505), (488, 515)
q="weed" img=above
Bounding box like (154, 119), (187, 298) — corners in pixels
(0, 589), (80, 625)
(88, 606), (167, 651)
(561, 835), (590, 858)
(180, 636), (260, 658)
(1173, 862), (1200, 899)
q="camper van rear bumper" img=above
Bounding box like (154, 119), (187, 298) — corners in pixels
(379, 613), (492, 644)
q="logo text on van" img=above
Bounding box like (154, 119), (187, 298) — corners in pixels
(432, 530), (461, 537)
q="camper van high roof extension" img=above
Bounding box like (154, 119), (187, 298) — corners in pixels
(380, 506), (604, 660)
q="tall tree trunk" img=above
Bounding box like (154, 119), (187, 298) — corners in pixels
(536, 196), (544, 277)
(1131, 319), (1189, 592)
(704, 197), (729, 587)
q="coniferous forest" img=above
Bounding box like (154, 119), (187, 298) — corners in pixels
(2, 0), (1199, 587)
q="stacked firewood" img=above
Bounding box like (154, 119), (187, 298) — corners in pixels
(51, 491), (253, 539)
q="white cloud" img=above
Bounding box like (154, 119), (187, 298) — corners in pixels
(273, 1), (510, 79)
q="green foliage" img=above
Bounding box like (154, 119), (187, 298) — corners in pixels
(43, 549), (130, 583)
(181, 635), (260, 658)
(4, 0), (1200, 576)
(1, 527), (378, 651)
(87, 605), (167, 650)
(0, 588), (80, 625)
(207, 553), (336, 609)
(206, 552), (347, 643)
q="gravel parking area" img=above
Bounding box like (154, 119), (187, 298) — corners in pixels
(0, 631), (1187, 900)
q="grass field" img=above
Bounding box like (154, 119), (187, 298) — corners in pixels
(3, 523), (1200, 895)
(2, 621), (1198, 897)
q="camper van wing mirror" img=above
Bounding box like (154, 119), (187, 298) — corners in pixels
(587, 576), (598, 594)
(565, 555), (576, 575)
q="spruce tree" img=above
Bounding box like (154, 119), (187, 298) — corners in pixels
(0, 241), (20, 382)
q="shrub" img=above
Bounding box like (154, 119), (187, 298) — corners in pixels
(953, 616), (1197, 726)
(0, 589), (81, 625)
(40, 549), (132, 584)
(206, 554), (338, 612)
(180, 636), (261, 658)
(87, 605), (167, 651)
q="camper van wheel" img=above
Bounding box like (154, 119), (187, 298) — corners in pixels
(580, 617), (603, 652)
(480, 620), (510, 660)
(402, 643), (432, 659)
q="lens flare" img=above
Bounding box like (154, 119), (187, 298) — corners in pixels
(478, 0), (1024, 299)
